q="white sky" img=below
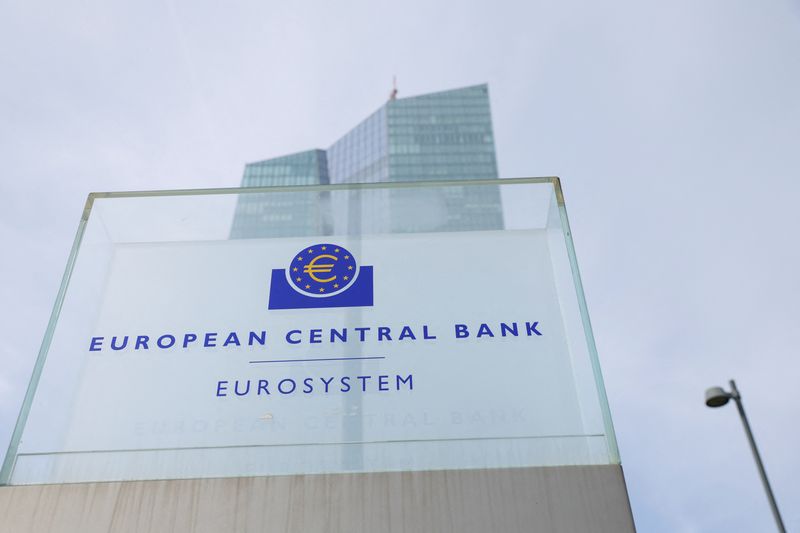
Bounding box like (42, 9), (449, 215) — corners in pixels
(1, 1), (799, 530)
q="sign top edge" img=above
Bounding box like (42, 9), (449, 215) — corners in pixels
(85, 177), (562, 202)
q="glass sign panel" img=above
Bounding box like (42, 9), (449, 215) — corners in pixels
(2, 178), (619, 485)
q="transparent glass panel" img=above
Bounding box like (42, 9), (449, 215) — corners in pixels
(2, 178), (618, 485)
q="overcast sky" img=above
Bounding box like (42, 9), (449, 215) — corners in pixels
(1, 1), (799, 530)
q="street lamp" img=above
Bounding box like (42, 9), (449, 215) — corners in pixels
(705, 379), (786, 532)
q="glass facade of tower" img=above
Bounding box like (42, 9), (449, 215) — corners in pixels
(233, 84), (502, 236)
(385, 84), (502, 232)
(328, 107), (389, 184)
(230, 149), (330, 238)
(387, 85), (498, 182)
(327, 107), (391, 235)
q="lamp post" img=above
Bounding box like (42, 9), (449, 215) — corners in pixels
(705, 379), (786, 533)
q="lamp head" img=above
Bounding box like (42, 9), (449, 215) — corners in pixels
(705, 386), (732, 408)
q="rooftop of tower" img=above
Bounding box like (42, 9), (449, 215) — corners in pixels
(244, 83), (491, 168)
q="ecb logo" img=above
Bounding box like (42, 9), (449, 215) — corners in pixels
(268, 243), (374, 310)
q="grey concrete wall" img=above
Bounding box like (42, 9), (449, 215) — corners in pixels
(0, 465), (635, 533)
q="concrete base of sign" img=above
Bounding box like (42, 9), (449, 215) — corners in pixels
(0, 465), (635, 532)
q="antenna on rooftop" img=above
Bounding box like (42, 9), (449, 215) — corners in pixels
(389, 76), (398, 100)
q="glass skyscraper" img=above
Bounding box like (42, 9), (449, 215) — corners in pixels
(232, 83), (502, 236)
(230, 149), (331, 238)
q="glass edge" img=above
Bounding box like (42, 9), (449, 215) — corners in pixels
(9, 455), (610, 487)
(0, 203), (91, 485)
(555, 187), (621, 464)
(85, 176), (561, 204)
